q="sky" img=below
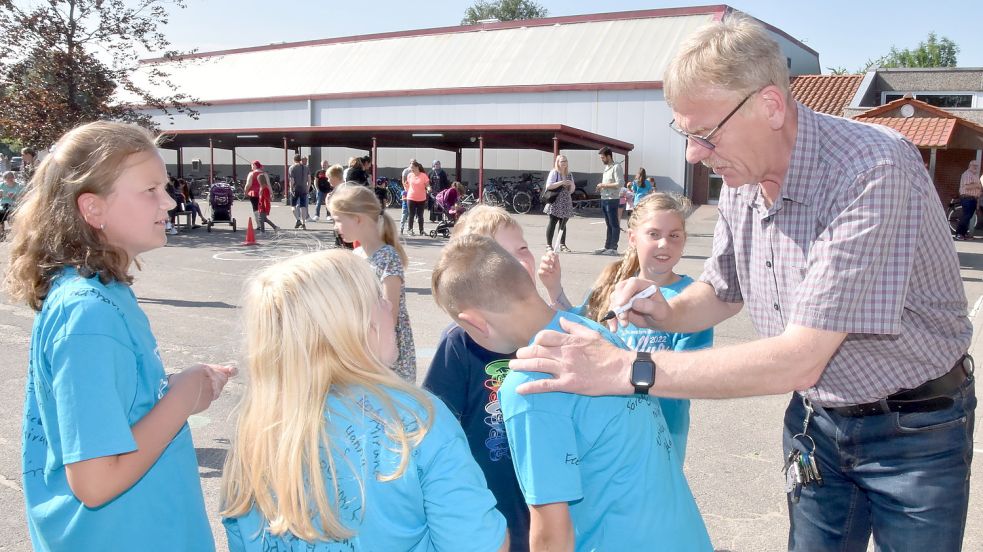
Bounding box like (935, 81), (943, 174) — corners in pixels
(155, 0), (983, 73)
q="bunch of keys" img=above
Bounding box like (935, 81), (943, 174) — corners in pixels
(783, 397), (823, 503)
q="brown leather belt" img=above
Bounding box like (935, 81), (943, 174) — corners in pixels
(827, 355), (974, 417)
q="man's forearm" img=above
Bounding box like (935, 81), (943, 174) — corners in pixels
(661, 281), (742, 333)
(649, 325), (846, 399)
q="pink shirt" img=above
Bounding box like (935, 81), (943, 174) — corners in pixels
(406, 172), (430, 202)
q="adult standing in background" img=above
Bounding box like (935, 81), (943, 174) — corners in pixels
(956, 159), (981, 240)
(19, 147), (37, 184)
(428, 160), (450, 222)
(245, 160), (267, 230)
(346, 156), (369, 186)
(594, 146), (623, 255)
(402, 158), (416, 189)
(289, 154), (310, 229)
(542, 154), (575, 252)
(510, 16), (974, 552)
(404, 161), (429, 236)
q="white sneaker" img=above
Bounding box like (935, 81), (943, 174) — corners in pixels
(167, 227), (178, 235)
(605, 248), (620, 256)
(307, 216), (317, 222)
(593, 247), (608, 254)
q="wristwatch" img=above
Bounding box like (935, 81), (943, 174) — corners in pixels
(630, 351), (656, 395)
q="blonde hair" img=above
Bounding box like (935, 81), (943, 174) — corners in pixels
(553, 154), (570, 177)
(327, 164), (344, 180)
(4, 121), (159, 311)
(664, 13), (789, 106)
(222, 250), (432, 541)
(432, 234), (537, 320)
(452, 204), (519, 239)
(329, 185), (406, 265)
(583, 193), (693, 322)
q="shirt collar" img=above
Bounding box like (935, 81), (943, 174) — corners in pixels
(741, 102), (820, 209)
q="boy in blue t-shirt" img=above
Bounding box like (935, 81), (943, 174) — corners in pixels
(432, 235), (712, 551)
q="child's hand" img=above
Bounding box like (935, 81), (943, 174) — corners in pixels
(169, 363), (237, 415)
(538, 252), (563, 300)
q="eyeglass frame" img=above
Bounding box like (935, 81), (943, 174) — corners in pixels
(668, 93), (754, 151)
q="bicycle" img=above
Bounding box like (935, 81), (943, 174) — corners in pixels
(947, 197), (981, 235)
(379, 178), (403, 208)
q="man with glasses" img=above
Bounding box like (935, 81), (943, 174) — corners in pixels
(510, 14), (974, 551)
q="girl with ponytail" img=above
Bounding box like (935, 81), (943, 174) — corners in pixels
(540, 192), (712, 462)
(330, 184), (417, 381)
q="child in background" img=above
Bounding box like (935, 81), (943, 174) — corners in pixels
(257, 171), (279, 233)
(5, 121), (235, 551)
(330, 184), (416, 382)
(1, 170), (23, 237)
(632, 168), (654, 206)
(432, 236), (711, 552)
(222, 250), (507, 551)
(539, 192), (711, 462)
(400, 188), (409, 234)
(423, 205), (537, 551)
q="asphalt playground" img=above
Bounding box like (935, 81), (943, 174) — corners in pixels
(0, 199), (980, 551)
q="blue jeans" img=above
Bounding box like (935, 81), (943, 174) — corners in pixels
(957, 196), (977, 238)
(315, 190), (329, 218)
(784, 375), (975, 552)
(601, 198), (620, 250)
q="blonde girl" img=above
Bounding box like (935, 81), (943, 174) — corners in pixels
(5, 121), (233, 551)
(539, 192), (712, 462)
(330, 184), (417, 381)
(221, 250), (507, 550)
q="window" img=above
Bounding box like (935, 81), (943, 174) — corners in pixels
(883, 92), (973, 108)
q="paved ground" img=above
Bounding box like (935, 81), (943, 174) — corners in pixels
(0, 199), (980, 551)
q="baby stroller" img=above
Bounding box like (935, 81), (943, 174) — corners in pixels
(206, 181), (237, 232)
(429, 188), (466, 238)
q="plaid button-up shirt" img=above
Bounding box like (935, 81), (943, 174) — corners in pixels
(701, 103), (971, 406)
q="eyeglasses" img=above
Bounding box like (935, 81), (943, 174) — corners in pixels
(669, 93), (753, 151)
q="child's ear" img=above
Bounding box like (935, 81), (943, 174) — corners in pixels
(456, 309), (490, 337)
(77, 192), (105, 229)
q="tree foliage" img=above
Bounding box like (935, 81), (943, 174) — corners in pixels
(864, 32), (959, 72)
(0, 0), (202, 149)
(462, 0), (548, 25)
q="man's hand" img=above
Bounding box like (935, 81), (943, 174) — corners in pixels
(609, 277), (671, 331)
(509, 318), (634, 396)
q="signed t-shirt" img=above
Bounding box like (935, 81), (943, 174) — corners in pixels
(500, 311), (712, 551)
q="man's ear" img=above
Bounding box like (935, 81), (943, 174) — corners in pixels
(457, 309), (490, 337)
(76, 192), (105, 229)
(758, 84), (788, 130)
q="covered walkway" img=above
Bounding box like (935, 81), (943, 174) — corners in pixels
(158, 124), (634, 197)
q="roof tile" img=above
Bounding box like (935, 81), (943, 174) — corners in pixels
(857, 117), (956, 148)
(789, 74), (863, 117)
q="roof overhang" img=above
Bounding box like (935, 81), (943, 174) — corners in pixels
(157, 124), (634, 155)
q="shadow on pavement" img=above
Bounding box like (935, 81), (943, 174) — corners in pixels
(139, 297), (236, 309)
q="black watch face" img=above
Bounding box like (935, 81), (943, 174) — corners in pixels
(631, 360), (655, 386)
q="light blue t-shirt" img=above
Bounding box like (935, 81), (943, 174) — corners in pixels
(223, 386), (507, 552)
(500, 311), (712, 551)
(22, 268), (213, 552)
(614, 275), (713, 463)
(632, 179), (654, 205)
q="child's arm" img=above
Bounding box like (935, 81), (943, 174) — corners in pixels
(538, 252), (573, 311)
(529, 502), (574, 552)
(382, 275), (402, 324)
(65, 363), (234, 508)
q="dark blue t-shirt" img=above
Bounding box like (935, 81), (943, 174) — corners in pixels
(423, 325), (530, 552)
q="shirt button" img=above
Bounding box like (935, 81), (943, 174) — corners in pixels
(773, 303), (780, 311)
(766, 261), (773, 268)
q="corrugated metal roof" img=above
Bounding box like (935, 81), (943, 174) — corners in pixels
(127, 12), (719, 104)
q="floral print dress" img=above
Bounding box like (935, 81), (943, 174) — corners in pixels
(361, 245), (416, 382)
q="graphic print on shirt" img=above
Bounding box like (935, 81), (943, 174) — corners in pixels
(483, 359), (512, 462)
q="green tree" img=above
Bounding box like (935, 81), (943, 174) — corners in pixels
(462, 0), (548, 25)
(867, 32), (959, 70)
(0, 0), (201, 149)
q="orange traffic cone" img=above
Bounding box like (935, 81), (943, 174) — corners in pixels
(242, 217), (258, 246)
